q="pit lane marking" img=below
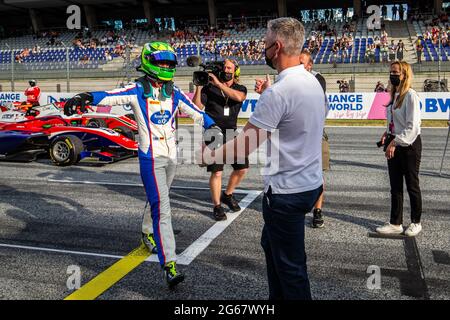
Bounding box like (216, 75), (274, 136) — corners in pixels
(46, 178), (257, 195)
(0, 243), (124, 259)
(62, 189), (260, 300)
(0, 184), (260, 266)
(64, 244), (151, 300)
(0, 181), (261, 300)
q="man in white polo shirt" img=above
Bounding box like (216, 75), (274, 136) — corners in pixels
(201, 17), (326, 300)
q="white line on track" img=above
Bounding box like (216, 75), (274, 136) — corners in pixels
(147, 190), (261, 265)
(0, 243), (124, 260)
(46, 178), (257, 194)
(0, 180), (262, 265)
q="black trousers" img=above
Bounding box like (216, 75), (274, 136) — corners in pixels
(387, 135), (422, 225)
(261, 185), (323, 300)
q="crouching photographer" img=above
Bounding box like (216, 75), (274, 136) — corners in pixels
(192, 59), (248, 221)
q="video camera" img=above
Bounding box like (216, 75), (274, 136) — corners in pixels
(186, 56), (230, 86)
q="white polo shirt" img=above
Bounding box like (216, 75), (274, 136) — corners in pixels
(249, 64), (326, 194)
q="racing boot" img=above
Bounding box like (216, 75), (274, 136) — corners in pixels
(164, 261), (185, 288)
(141, 232), (158, 254)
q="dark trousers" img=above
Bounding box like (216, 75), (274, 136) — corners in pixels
(387, 135), (422, 225)
(261, 185), (323, 300)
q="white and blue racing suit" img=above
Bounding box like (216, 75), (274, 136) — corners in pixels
(90, 81), (214, 266)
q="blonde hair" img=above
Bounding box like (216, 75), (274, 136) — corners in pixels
(389, 61), (413, 109)
(224, 58), (240, 83)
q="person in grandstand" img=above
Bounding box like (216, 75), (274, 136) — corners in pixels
(415, 36), (424, 64)
(376, 61), (423, 237)
(388, 40), (397, 62)
(63, 41), (217, 288)
(396, 40), (405, 61)
(24, 80), (41, 106)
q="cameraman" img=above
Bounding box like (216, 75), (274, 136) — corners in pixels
(193, 59), (248, 221)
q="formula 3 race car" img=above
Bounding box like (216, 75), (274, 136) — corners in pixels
(0, 102), (138, 136)
(0, 111), (138, 166)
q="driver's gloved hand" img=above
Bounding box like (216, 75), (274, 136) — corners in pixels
(63, 92), (93, 116)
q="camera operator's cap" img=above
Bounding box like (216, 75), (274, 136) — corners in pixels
(138, 41), (178, 81)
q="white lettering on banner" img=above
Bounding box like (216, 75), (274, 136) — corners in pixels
(3, 92), (448, 120)
(238, 92), (450, 120)
(326, 93), (372, 119)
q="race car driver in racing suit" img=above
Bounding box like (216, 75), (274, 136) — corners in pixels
(63, 42), (216, 288)
(24, 80), (41, 106)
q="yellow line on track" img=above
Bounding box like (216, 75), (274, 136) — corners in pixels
(64, 244), (151, 300)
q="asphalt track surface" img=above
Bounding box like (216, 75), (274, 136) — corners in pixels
(0, 126), (449, 300)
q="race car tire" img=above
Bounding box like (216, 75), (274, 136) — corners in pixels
(49, 135), (84, 166)
(87, 118), (107, 128)
(113, 126), (135, 141)
(125, 113), (135, 121)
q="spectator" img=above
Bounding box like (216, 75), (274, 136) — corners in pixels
(32, 45), (41, 54)
(399, 5), (405, 21)
(392, 5), (398, 20)
(381, 5), (387, 19)
(415, 37), (424, 64)
(80, 54), (89, 65)
(381, 30), (389, 46)
(442, 30), (448, 47)
(374, 36), (381, 49)
(381, 44), (389, 63)
(100, 35), (108, 46)
(105, 50), (113, 62)
(331, 42), (339, 66)
(396, 40), (405, 61)
(366, 44), (375, 64)
(389, 40), (397, 61)
(343, 7), (348, 21)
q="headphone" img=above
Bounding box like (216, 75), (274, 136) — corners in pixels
(225, 59), (240, 79)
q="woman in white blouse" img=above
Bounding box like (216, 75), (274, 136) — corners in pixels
(377, 61), (423, 237)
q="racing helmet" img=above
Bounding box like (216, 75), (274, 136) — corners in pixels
(29, 80), (36, 87)
(138, 42), (177, 82)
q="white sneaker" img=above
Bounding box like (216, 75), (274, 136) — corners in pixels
(405, 223), (422, 237)
(376, 223), (404, 234)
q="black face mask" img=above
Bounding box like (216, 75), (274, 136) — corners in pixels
(219, 72), (233, 82)
(265, 42), (277, 70)
(390, 74), (401, 86)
